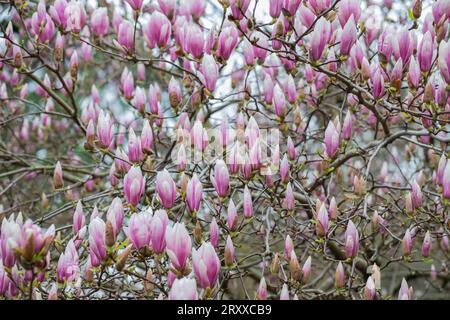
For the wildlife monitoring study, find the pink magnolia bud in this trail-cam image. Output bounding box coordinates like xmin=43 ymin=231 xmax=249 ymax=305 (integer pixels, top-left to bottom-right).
xmin=324 ymin=120 xmax=340 ymax=159
xmin=165 ymin=222 xmax=191 ymax=272
xmin=437 ymin=154 xmax=447 ymax=185
xmin=421 ymin=231 xmax=432 ymax=257
xmin=402 ymin=229 xmax=413 ymax=256
xmin=299 ymin=5 xmax=316 ymax=28
xmin=227 ymin=199 xmax=238 ymax=231
xmin=128 ymin=128 xmax=143 ymax=163
xmin=280 ymin=283 xmax=290 ymax=300
xmin=201 ymin=55 xmax=219 ymax=92
xmin=328 ymin=197 xmax=338 ymax=219
xmin=88 ymin=217 xmax=107 ymax=267
xmin=230 ymin=0 xmax=251 ymax=20
xmin=73 ymin=201 xmax=85 ymax=234
xmin=211 ymin=160 xmax=230 ymax=198
xmin=370 ymin=67 xmax=385 ymax=100
xmin=123 ymin=166 xmax=145 ymax=207
xmin=106 ymin=197 xmax=124 ymax=242
xmin=269 ymin=0 xmax=283 ymax=18
xmin=243 ymin=185 xmax=254 ymax=218
xmin=192 ymin=242 xmax=220 ymax=289
xmin=242 ymin=38 xmax=255 ymax=66
xmin=280 ymin=154 xmax=290 ymax=184
xmin=273 ymin=84 xmax=287 ymax=118
xmin=338 ymin=0 xmax=361 ymax=27
xmin=341 ymin=111 xmax=353 ymax=140
xmin=186 ymin=174 xmax=203 ymax=213
xmin=209 ymin=218 xmax=219 ymax=248
xmin=316 ymin=203 xmax=329 ymax=237
xmin=286 ymin=137 xmax=297 ymax=161
xmin=344 ymin=220 xmax=359 ymax=258
xmin=263 ymin=74 xmax=274 ymax=104
xmin=65 ymin=0 xmax=86 ymax=33
xmin=169 ymin=277 xmax=198 ymax=300
xmin=49 ymin=0 xmax=68 ymax=30
xmin=309 ymin=17 xmax=331 ymax=61
xmin=150 ymin=209 xmax=168 ymax=254
xmin=145 ymin=12 xmax=171 ymax=49
xmin=54 ymin=161 xmax=64 ymax=189
xmin=411 ymin=180 xmax=422 ymax=209
xmin=284 ymin=182 xmax=295 ymax=211
xmin=398 ymin=278 xmax=413 ymax=300
xmin=156 ymin=169 xmax=177 ymax=209
xmin=141 ymin=120 xmax=154 ymax=154
xmin=439 ymin=41 xmax=450 ymax=84
xmin=217 ymin=25 xmax=238 ymax=60
xmin=335 ymin=262 xmax=345 ymax=288
xmin=302 ymin=256 xmax=312 ymax=284
xmin=96 ymin=110 xmax=114 ymax=149
xmin=0 ymin=218 xmax=21 ymax=268
xmin=408 ymin=57 xmax=421 ymax=88
xmin=418 ymin=31 xmax=434 ymax=72
xmin=340 ymin=16 xmax=357 ymax=57
xmin=283 ymin=0 xmax=301 ymax=16
xmin=132 ymin=87 xmax=146 ymax=112
xmin=284 ymin=235 xmax=294 ymax=260
xmin=91 ymin=7 xmax=109 ymax=37
xmin=191 ymin=120 xmax=207 ymax=151
xmin=127 ymin=211 xmax=152 ymax=250
xmin=158 ymin=0 xmax=176 ymax=19
xmin=443 ymin=161 xmax=450 ymax=198
xmin=393 ymin=28 xmax=415 ymax=64
xmin=125 ymin=0 xmax=143 ymax=11
xmin=168 ymin=77 xmax=182 ymax=109
xmin=185 ymin=24 xmax=204 ymax=59
xmin=56 ymin=239 xmax=79 ymax=283
xmin=257 ymin=277 xmax=267 ymax=300
xmin=224 ymin=235 xmax=235 ymax=267
xmin=121 ymin=68 xmax=135 ymax=100
xmin=364 ymin=277 xmax=376 ymax=300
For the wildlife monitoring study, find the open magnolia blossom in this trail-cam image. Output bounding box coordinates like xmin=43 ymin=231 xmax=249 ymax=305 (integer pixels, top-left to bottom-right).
xmin=0 ymin=0 xmax=449 ymax=300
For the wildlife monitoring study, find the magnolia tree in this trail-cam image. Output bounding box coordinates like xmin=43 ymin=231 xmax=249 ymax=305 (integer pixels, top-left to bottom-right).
xmin=0 ymin=0 xmax=449 ymax=300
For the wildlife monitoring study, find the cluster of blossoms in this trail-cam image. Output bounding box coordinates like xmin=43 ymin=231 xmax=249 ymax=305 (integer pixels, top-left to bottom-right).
xmin=0 ymin=0 xmax=449 ymax=300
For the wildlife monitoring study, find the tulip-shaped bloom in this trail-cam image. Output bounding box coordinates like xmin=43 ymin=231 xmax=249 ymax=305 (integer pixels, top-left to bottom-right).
xmin=186 ymin=174 xmax=203 ymax=213
xmin=280 ymin=154 xmax=290 ymax=184
xmin=117 ymin=21 xmax=135 ymax=51
xmin=65 ymin=0 xmax=86 ymax=33
xmin=269 ymin=0 xmax=283 ymax=18
xmin=227 ymin=199 xmax=238 ymax=231
xmin=309 ymin=17 xmax=331 ymax=61
xmin=211 ymin=160 xmax=230 ymax=198
xmin=287 ymin=136 xmax=297 ymax=161
xmin=302 ymin=256 xmax=312 ymax=284
xmin=243 ymin=186 xmax=254 ymax=218
xmin=168 ymin=77 xmax=182 ymax=109
xmin=284 ymin=235 xmax=294 ymax=260
xmin=201 ymin=55 xmax=219 ymax=92
xmin=442 ymin=161 xmax=450 ymax=198
xmin=439 ymin=41 xmax=450 ymax=84
xmin=209 ymin=218 xmax=219 ymax=248
xmin=256 ymin=277 xmax=267 ymax=300
xmin=169 ymin=277 xmax=198 ymax=300
xmin=437 ymin=154 xmax=447 ymax=185
xmin=217 ymin=25 xmax=238 ymax=60
xmin=192 ymin=242 xmax=221 ymax=289
xmin=150 ymin=209 xmax=168 ymax=254
xmin=127 ymin=211 xmax=152 ymax=250
xmin=329 ymin=197 xmax=338 ymax=219
xmin=97 ymin=110 xmax=114 ymax=148
xmin=106 ymin=197 xmax=124 ymax=242
xmin=230 ymin=0 xmax=251 ymax=19
xmin=144 ymin=11 xmax=171 ymax=49
xmin=88 ymin=218 xmax=107 ymax=267
xmin=191 ymin=120 xmax=207 ymax=151
xmin=165 ymin=222 xmax=192 ymax=272
xmin=224 ymin=235 xmax=235 ymax=267
xmin=125 ymin=0 xmax=143 ymax=11
xmin=132 ymin=86 xmax=146 ymax=112
xmin=273 ymin=84 xmax=286 ymax=118
xmin=0 ymin=218 xmax=22 ymax=268
xmin=91 ymin=7 xmax=109 ymax=36
xmin=418 ymin=31 xmax=434 ymax=72
xmin=127 ymin=128 xmax=143 ymax=163
xmin=344 ymin=220 xmax=359 ymax=258
xmin=324 ymin=121 xmax=340 ymax=159
xmin=402 ymin=229 xmax=413 ymax=256
xmin=340 ymin=16 xmax=357 ymax=57
xmin=421 ymin=231 xmax=432 ymax=258
xmin=73 ymin=201 xmax=85 ymax=234
xmin=123 ymin=166 xmax=145 ymax=207
xmin=280 ymin=284 xmax=290 ymax=300
xmin=56 ymin=240 xmax=79 ymax=283
xmin=54 ymin=161 xmax=64 ymax=189
xmin=370 ymin=67 xmax=385 ymax=100
xmin=337 ymin=0 xmax=361 ymax=27
xmin=364 ymin=277 xmax=376 ymax=300
xmin=342 ymin=112 xmax=353 ymax=140
xmin=411 ymin=180 xmax=422 ymax=209
xmin=141 ymin=120 xmax=154 ymax=153
xmin=156 ymin=169 xmax=177 ymax=209
xmin=335 ymin=262 xmax=345 ymax=289
xmin=316 ymin=203 xmax=329 ymax=237
xmin=398 ymin=278 xmax=413 ymax=300
xmin=185 ymin=24 xmax=205 ymax=59
xmin=284 ymin=182 xmax=295 ymax=211
xmin=408 ymin=57 xmax=420 ymax=88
